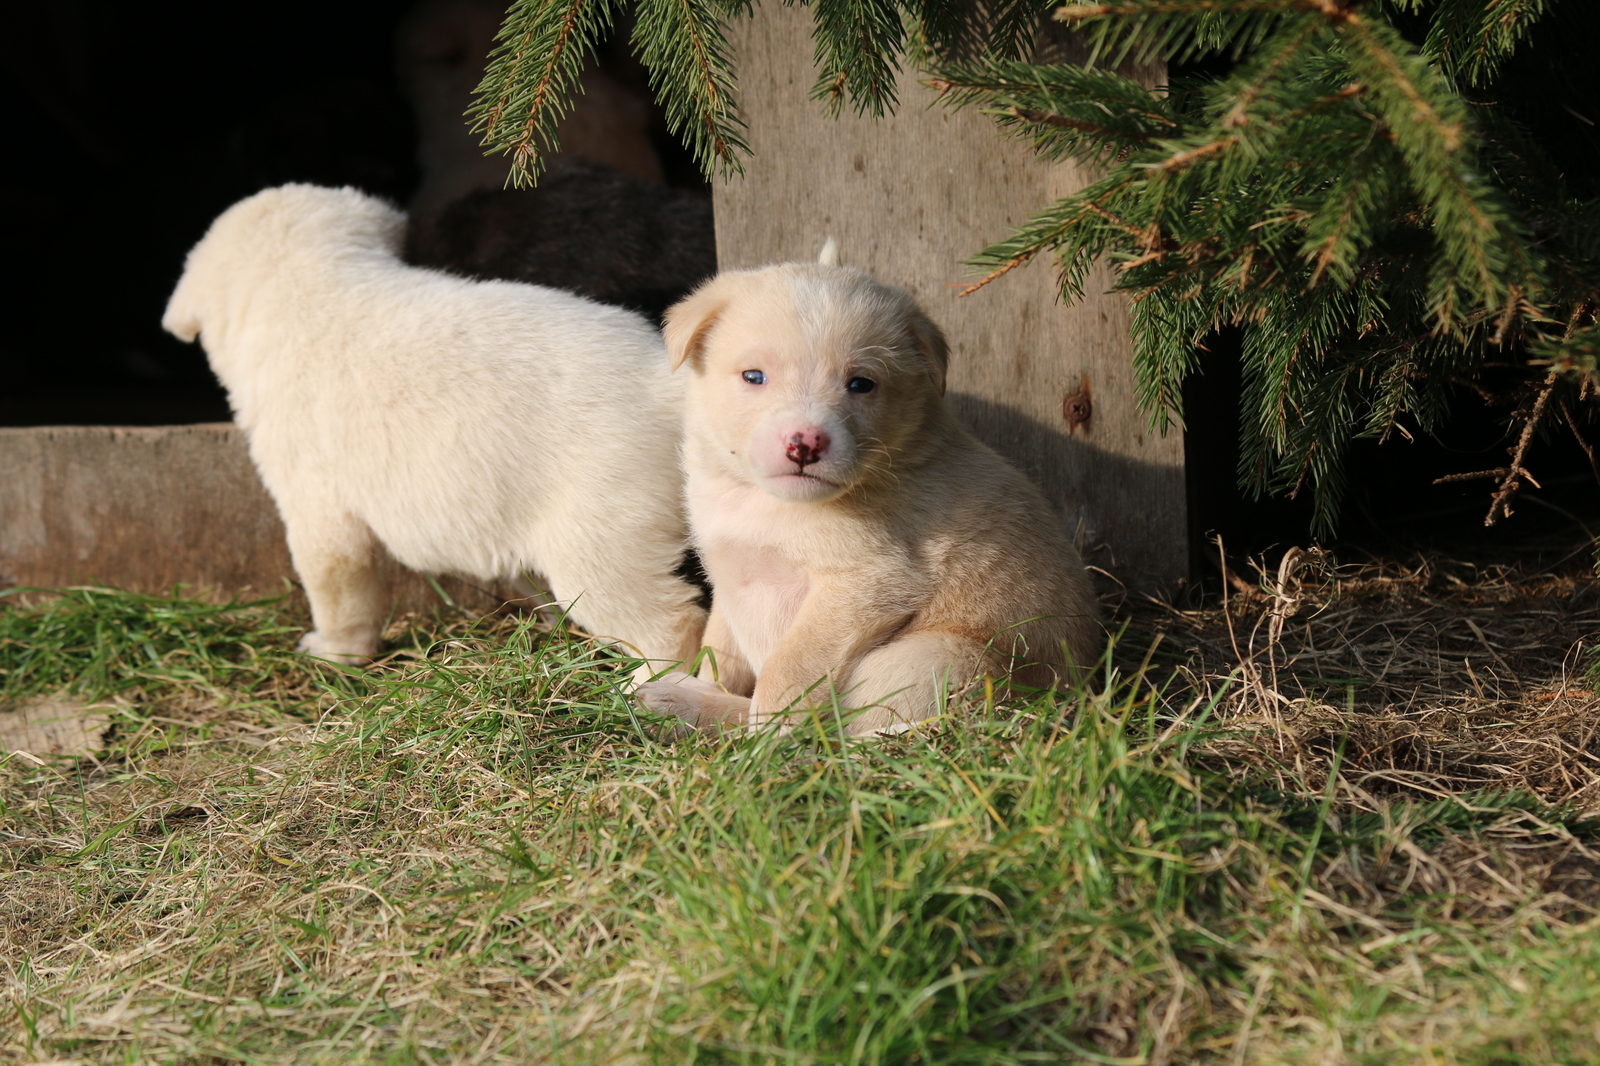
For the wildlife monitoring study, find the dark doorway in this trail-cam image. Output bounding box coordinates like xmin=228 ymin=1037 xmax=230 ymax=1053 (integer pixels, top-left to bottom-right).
xmin=4 ymin=1 xmax=422 ymax=427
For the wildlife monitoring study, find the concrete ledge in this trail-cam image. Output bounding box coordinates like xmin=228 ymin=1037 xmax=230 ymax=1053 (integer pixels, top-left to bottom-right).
xmin=0 ymin=424 xmax=518 ymax=614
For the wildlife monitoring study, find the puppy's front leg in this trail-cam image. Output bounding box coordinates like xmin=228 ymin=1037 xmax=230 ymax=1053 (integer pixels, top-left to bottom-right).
xmin=695 ymin=601 xmax=756 ymax=696
xmin=634 ymin=601 xmax=757 ymax=734
xmin=635 ymin=673 xmax=752 ymax=734
xmin=749 ymin=587 xmax=910 ymax=728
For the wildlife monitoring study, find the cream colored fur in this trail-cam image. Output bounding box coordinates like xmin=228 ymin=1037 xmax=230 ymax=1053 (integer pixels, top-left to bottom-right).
xmin=163 ymin=184 xmax=705 ymax=669
xmin=635 ymin=263 xmax=1102 ymax=736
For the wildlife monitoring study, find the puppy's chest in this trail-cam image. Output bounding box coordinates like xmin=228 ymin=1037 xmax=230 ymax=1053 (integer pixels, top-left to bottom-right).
xmin=689 ymin=486 xmax=820 ymax=670
xmin=704 ymin=543 xmax=810 ymax=666
xmin=689 ymin=481 xmax=920 ymax=670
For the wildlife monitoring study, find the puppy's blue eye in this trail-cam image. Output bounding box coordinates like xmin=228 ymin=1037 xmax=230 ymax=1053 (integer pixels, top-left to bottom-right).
xmin=847 ymin=377 xmax=876 ymax=394
xmin=742 ymin=370 xmax=766 ymax=385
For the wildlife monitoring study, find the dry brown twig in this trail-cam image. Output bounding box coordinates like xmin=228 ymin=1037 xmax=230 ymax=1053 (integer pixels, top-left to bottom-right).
xmin=1559 ymin=400 xmax=1600 ymax=488
xmin=1484 ymin=367 xmax=1559 ymax=526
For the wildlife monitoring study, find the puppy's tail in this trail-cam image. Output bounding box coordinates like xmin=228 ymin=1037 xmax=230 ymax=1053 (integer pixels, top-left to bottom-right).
xmin=817 ymin=236 xmax=840 ymax=268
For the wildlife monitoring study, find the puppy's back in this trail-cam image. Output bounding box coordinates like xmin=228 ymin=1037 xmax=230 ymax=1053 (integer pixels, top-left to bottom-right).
xmin=163 ymin=184 xmax=406 ymax=348
xmin=169 ymin=183 xmax=672 ymax=433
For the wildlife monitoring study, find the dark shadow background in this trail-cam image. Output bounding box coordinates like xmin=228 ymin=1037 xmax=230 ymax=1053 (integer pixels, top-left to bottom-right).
xmin=4 ymin=1 xmax=421 ymax=426
xmin=1184 ymin=334 xmax=1599 ymax=574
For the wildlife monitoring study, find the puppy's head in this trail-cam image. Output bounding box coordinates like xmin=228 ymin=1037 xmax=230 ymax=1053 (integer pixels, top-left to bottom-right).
xmin=162 ymin=184 xmax=404 ymax=346
xmin=664 ymin=265 xmax=950 ymax=503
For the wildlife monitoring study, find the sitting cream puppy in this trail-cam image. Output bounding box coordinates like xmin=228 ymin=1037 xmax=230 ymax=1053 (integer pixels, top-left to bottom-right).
xmin=164 ymin=184 xmax=705 ymax=669
xmin=636 ymin=263 xmax=1102 ymax=735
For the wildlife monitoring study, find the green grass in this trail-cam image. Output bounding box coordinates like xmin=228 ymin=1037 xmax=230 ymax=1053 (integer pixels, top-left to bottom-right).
xmin=0 ymin=586 xmax=303 ymax=698
xmin=3 ymin=588 xmax=1600 ymax=1064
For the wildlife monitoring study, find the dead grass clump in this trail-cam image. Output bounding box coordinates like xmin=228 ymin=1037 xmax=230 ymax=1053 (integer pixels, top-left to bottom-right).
xmin=1131 ymin=552 xmax=1600 ymax=808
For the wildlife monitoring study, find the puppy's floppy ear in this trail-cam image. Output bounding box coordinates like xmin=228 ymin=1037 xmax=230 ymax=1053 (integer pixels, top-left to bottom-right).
xmin=161 ymin=272 xmax=203 ymax=344
xmin=904 ymin=305 xmax=950 ymax=395
xmin=663 ymin=278 xmax=730 ymax=372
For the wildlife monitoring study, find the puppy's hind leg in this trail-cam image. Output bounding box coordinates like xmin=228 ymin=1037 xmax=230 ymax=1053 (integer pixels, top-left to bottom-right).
xmin=837 ymin=631 xmax=984 ymax=737
xmin=284 ymin=506 xmax=387 ymax=664
xmin=540 ymin=550 xmax=707 ymax=681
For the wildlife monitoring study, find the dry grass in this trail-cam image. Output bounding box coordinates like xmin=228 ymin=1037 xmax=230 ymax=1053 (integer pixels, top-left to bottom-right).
xmin=0 ymin=559 xmax=1597 ymax=1065
xmin=1127 ymin=551 xmax=1600 ymax=805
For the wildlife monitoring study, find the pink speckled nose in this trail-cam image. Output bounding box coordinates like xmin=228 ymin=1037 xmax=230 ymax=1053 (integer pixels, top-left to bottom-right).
xmin=785 ymin=430 xmax=830 ymax=470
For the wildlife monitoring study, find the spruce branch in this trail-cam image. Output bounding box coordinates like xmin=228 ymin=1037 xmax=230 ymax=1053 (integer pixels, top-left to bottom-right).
xmin=1558 ymin=400 xmax=1600 ymax=489
xmin=957 ymin=254 xmax=1036 ymax=296
xmin=1129 ymin=289 xmax=1213 ymax=428
xmin=1282 ymin=360 xmax=1360 ymax=532
xmin=1423 ymin=0 xmax=1548 ymax=88
xmin=1055 ymin=0 xmax=1352 ymax=64
xmin=902 ymin=0 xmax=969 ymax=61
xmin=632 ymin=0 xmax=750 ymax=176
xmin=1364 ymin=346 xmax=1420 ymax=440
xmin=1484 ymin=366 xmax=1559 ymax=524
xmin=1059 ymin=0 xmax=1352 ymax=12
xmin=987 ymin=0 xmax=1061 ymax=56
xmin=1215 ymin=10 xmax=1323 ymax=125
xmin=961 ymin=171 xmax=1148 ymax=300
xmin=1334 ymin=14 xmax=1537 ymax=328
xmin=1007 ymin=104 xmax=1153 ymax=140
xmin=470 ymin=0 xmax=621 ymax=186
xmin=1535 ymin=317 xmax=1600 ymax=386
xmin=808 ymin=0 xmax=906 ymax=116
xmin=1299 ymin=129 xmax=1401 ymax=287
xmin=1433 ymin=468 xmax=1509 ymax=484
xmin=1153 ymin=136 xmax=1234 ymax=171
xmin=928 ymin=60 xmax=1179 ymax=164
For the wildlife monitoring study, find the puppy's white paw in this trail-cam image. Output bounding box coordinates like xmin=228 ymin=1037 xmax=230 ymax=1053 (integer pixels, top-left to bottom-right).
xmin=636 ymin=674 xmax=712 ymax=716
xmin=633 ymin=672 xmax=752 ymax=739
xmin=635 ymin=673 xmax=735 ymax=738
xmin=296 ymin=630 xmax=377 ymax=665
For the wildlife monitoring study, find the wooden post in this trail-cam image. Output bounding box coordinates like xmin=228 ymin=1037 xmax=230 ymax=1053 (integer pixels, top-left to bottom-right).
xmin=713 ymin=7 xmax=1187 ymax=591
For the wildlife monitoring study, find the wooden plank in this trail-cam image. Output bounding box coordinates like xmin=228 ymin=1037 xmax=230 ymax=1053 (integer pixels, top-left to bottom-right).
xmin=713 ymin=7 xmax=1187 ymax=590
xmin=0 ymin=424 xmax=519 ymax=614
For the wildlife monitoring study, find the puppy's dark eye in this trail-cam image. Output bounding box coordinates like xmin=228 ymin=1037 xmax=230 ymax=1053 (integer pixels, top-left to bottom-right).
xmin=742 ymin=370 xmax=766 ymax=385
xmin=846 ymin=377 xmax=876 ymax=394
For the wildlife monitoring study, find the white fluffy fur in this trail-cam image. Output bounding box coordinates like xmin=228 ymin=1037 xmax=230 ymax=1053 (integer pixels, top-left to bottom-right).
xmin=164 ymin=183 xmax=705 ymax=668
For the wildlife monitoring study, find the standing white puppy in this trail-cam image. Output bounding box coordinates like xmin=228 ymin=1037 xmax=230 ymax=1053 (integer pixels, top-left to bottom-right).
xmin=164 ymin=184 xmax=705 ymax=669
xmin=636 ymin=263 xmax=1102 ymax=735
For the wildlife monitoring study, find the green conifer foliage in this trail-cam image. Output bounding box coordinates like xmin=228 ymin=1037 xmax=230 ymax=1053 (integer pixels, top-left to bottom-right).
xmin=472 ymin=0 xmax=1598 ymax=537
xmin=469 ymin=0 xmax=624 ymax=183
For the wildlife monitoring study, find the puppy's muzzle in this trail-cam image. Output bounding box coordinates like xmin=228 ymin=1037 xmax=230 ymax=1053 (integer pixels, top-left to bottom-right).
xmin=785 ymin=430 xmax=830 ymax=471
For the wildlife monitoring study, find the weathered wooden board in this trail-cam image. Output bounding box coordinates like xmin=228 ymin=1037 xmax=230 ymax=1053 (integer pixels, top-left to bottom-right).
xmin=714 ymin=7 xmax=1187 ymax=590
xmin=0 ymin=424 xmax=518 ymax=614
